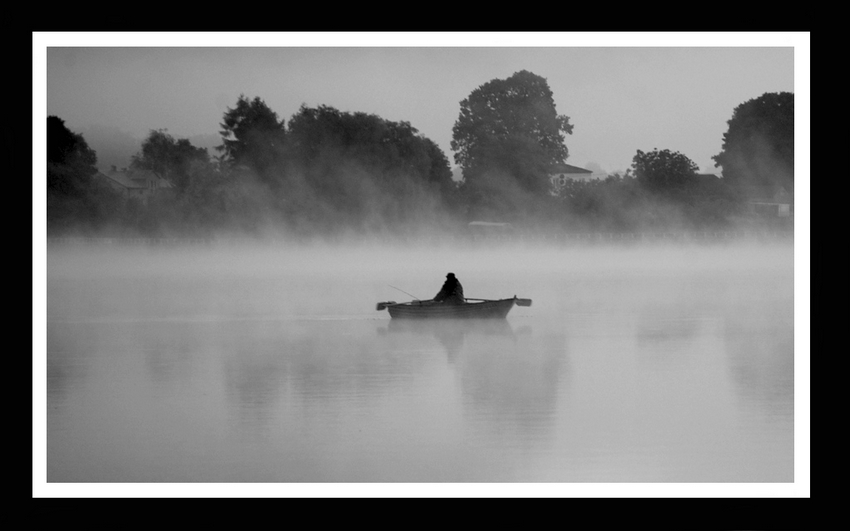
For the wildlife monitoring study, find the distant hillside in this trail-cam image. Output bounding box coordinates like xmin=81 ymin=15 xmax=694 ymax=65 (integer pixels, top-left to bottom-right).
xmin=78 ymin=125 xmax=139 ymax=171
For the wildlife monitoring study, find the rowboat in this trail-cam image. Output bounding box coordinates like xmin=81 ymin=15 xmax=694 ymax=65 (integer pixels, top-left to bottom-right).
xmin=376 ymin=296 xmax=531 ymax=319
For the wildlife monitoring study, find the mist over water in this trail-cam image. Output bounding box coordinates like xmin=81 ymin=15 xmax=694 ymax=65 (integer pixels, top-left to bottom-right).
xmin=43 ymin=239 xmax=795 ymax=486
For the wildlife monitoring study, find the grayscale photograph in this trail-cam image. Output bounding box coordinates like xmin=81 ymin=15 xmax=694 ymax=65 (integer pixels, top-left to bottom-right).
xmin=33 ymin=32 xmax=809 ymax=497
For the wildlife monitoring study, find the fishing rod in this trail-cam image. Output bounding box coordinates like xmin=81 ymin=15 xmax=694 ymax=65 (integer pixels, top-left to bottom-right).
xmin=376 ymin=285 xmax=427 ymax=311
xmin=388 ymin=285 xmax=422 ymax=300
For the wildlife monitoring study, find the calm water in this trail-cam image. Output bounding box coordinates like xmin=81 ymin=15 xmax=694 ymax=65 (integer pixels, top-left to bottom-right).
xmin=39 ymin=240 xmax=799 ymax=492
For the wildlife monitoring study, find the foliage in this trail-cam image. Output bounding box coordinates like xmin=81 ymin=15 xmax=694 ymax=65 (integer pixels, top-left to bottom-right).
xmin=450 ymin=70 xmax=573 ymax=221
xmin=217 ymin=94 xmax=287 ymax=181
xmin=283 ymin=104 xmax=458 ymax=234
xmin=131 ymin=129 xmax=210 ymax=193
xmin=47 ymin=116 xmax=123 ymax=235
xmin=631 ymin=148 xmax=699 ymax=198
xmin=47 ymin=115 xmax=98 ymax=195
xmin=554 ymin=174 xmax=654 ymax=231
xmin=46 ymin=86 xmax=787 ymax=239
xmin=553 ymin=168 xmax=737 ymax=232
xmin=712 ymin=92 xmax=794 ymax=192
xmin=452 ymin=70 xmax=573 ymax=199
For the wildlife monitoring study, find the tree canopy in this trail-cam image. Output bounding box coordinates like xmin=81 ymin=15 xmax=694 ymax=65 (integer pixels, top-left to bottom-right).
xmin=712 ymin=92 xmax=794 ymax=192
xmin=283 ymin=104 xmax=457 ymax=233
xmin=450 ymin=70 xmax=573 ymax=221
xmin=47 ymin=116 xmax=122 ymax=234
xmin=217 ymin=94 xmax=286 ymax=180
xmin=47 ymin=115 xmax=98 ymax=194
xmin=131 ymin=129 xmax=210 ymax=193
xmin=45 ymin=85 xmax=793 ymax=239
xmin=631 ymin=148 xmax=699 ymax=196
xmin=451 ymin=70 xmax=573 ymax=197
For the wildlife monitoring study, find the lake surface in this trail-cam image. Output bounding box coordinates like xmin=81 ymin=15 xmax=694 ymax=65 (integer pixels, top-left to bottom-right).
xmin=37 ymin=239 xmax=802 ymax=495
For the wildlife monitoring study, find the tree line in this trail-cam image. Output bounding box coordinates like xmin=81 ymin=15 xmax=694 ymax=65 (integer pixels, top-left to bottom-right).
xmin=46 ymin=71 xmax=794 ymax=239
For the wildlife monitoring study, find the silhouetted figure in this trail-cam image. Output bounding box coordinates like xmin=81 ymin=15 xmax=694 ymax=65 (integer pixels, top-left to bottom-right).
xmin=434 ymin=272 xmax=465 ymax=304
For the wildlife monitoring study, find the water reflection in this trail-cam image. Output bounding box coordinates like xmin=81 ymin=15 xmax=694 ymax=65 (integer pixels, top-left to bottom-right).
xmin=47 ymin=322 xmax=96 ymax=402
xmin=223 ymin=347 xmax=289 ymax=434
xmin=637 ymin=315 xmax=701 ymax=344
xmin=635 ymin=309 xmax=709 ymax=372
xmin=383 ymin=318 xmax=568 ymax=451
xmin=43 ymin=242 xmax=797 ymax=484
xmin=384 ymin=318 xmax=516 ymax=362
xmin=218 ymin=319 xmax=441 ymax=436
xmin=724 ymin=306 xmax=794 ymax=420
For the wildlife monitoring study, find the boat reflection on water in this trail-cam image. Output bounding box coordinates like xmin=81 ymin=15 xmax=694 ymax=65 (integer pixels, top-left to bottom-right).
xmin=382 ymin=317 xmax=566 ymax=449
xmin=384 ymin=317 xmax=517 ymax=362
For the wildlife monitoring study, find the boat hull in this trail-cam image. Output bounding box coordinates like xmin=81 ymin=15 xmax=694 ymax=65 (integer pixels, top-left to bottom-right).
xmin=386 ymin=298 xmax=516 ymax=319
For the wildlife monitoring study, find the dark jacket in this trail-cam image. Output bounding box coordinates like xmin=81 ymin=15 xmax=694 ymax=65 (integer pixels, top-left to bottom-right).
xmin=434 ymin=276 xmax=465 ymax=304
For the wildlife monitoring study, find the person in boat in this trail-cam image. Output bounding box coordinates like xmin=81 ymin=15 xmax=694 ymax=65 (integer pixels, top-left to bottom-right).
xmin=433 ymin=272 xmax=465 ymax=304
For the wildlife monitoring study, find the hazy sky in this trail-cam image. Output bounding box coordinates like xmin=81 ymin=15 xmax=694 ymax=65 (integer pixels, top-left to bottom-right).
xmin=37 ymin=32 xmax=806 ymax=175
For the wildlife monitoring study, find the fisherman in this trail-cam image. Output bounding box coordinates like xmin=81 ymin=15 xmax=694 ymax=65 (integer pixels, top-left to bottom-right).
xmin=433 ymin=272 xmax=465 ymax=304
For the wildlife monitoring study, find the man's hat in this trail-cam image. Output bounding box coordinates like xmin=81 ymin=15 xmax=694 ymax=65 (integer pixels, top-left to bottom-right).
xmin=446 ymin=272 xmax=455 ymax=278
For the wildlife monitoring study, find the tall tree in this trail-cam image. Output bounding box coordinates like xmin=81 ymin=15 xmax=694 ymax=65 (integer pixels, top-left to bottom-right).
xmin=631 ymin=149 xmax=737 ymax=229
xmin=47 ymin=116 xmax=122 ymax=234
xmin=217 ymin=95 xmax=286 ymax=181
xmin=47 ymin=115 xmax=98 ymax=196
xmin=283 ymin=104 xmax=456 ymax=233
xmin=451 ymin=70 xmax=573 ymax=201
xmin=712 ymin=92 xmax=794 ymax=193
xmin=631 ymin=148 xmax=699 ymax=196
xmin=131 ymin=129 xmax=210 ymax=193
